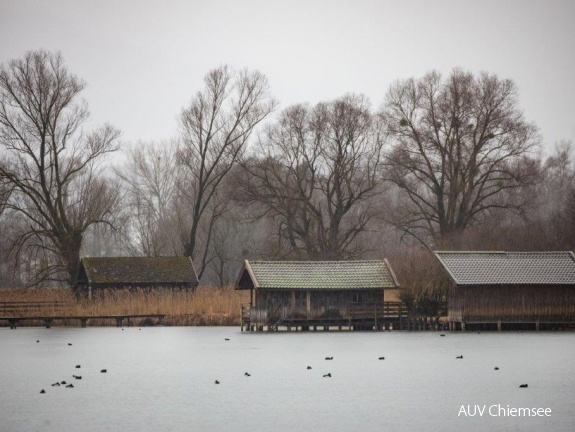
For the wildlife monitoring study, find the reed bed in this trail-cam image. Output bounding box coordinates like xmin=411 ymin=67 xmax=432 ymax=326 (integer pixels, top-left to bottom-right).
xmin=0 ymin=286 xmax=248 ymax=327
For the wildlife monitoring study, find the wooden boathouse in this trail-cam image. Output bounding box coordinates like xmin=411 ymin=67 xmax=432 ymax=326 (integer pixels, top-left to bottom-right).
xmin=76 ymin=256 xmax=199 ymax=298
xmin=235 ymin=260 xmax=403 ymax=331
xmin=435 ymin=251 xmax=575 ymax=331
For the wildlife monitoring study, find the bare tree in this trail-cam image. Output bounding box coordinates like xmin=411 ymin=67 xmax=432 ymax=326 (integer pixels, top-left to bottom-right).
xmin=381 ymin=69 xmax=540 ymax=246
xmin=0 ymin=157 xmax=12 ymax=217
xmin=239 ymin=95 xmax=387 ymax=259
xmin=540 ymin=141 xmax=575 ymax=249
xmin=178 ymin=65 xmax=276 ymax=275
xmin=392 ymin=247 xmax=447 ymax=321
xmin=0 ymin=50 xmax=120 ymax=286
xmin=116 ymin=140 xmax=180 ymax=256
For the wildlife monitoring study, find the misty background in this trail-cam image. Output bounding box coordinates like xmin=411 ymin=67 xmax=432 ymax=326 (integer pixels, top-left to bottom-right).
xmin=1 ymin=0 xmax=575 ymax=290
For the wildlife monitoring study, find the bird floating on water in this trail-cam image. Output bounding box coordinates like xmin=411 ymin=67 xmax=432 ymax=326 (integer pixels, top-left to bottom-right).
xmin=440 ymin=334 xmax=445 ymax=337
xmin=100 ymin=369 xmax=107 ymax=373
xmin=378 ymin=357 xmax=385 ymax=360
xmin=75 ymin=365 xmax=81 ymax=369
xmin=68 ymin=343 xmax=72 ymax=346
xmin=494 ymin=367 xmax=499 ymax=370
xmin=215 ymin=380 xmax=220 ymax=384
xmin=456 ymin=355 xmax=463 ymax=359
xmin=65 ymin=384 xmax=74 ymax=388
xmin=61 ymin=381 xmax=67 ymax=385
xmin=245 ymin=372 xmax=251 ymax=377
xmin=519 ymin=384 xmax=528 ymax=388
xmin=325 ymin=357 xmax=333 ymax=360
xmin=225 ymin=338 xmax=230 ymax=341
xmin=36 ymin=340 xmax=39 ymax=343
xmin=40 ymin=389 xmax=46 ymax=394
xmin=307 ymin=366 xmax=312 ymax=370
xmin=51 ymin=383 xmax=60 ymax=387
xmin=323 ymin=373 xmax=331 ymax=378
xmin=73 ymin=375 xmax=82 ymax=380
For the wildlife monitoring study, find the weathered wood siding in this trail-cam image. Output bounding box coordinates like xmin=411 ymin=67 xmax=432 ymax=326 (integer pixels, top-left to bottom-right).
xmin=254 ymin=289 xmax=384 ymax=320
xmin=447 ymin=283 xmax=463 ymax=322
xmin=449 ymin=284 xmax=575 ymax=322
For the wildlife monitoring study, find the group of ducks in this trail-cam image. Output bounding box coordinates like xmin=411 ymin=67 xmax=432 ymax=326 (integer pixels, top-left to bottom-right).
xmin=214 ymin=340 xmax=389 ymax=384
xmin=37 ymin=334 xmax=530 ymax=391
xmin=37 ymin=340 xmax=107 ymax=394
xmin=216 ymin=336 xmax=529 ymax=389
xmin=454 ymin=346 xmax=527 ymax=388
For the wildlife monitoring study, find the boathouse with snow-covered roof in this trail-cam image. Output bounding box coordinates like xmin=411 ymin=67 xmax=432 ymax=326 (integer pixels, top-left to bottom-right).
xmin=235 ymin=259 xmax=402 ymax=331
xmin=435 ymin=251 xmax=575 ymax=331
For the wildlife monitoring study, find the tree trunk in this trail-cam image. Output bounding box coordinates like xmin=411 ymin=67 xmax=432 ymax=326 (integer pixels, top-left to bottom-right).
xmin=61 ymin=232 xmax=83 ymax=288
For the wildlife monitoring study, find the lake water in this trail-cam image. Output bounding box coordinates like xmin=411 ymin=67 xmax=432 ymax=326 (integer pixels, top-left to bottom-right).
xmin=1 ymin=327 xmax=574 ymax=432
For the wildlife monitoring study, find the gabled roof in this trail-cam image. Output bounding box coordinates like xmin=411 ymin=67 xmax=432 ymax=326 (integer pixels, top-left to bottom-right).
xmin=235 ymin=260 xmax=400 ymax=290
xmin=79 ymin=256 xmax=199 ymax=286
xmin=434 ymin=251 xmax=575 ymax=286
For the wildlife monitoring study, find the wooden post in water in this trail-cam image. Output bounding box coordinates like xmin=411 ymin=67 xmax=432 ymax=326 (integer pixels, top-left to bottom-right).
xmin=497 ymin=320 xmax=502 ymax=332
xmin=536 ymin=320 xmax=540 ymax=331
xmin=461 ymin=321 xmax=466 ymax=332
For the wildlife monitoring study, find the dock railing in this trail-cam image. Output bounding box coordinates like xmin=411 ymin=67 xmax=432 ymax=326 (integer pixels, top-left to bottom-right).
xmin=241 ymin=301 xmax=409 ymax=331
xmin=0 ymin=301 xmax=71 ymax=317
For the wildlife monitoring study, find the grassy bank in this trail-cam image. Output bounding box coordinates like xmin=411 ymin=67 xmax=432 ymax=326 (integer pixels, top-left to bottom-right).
xmin=0 ymin=286 xmax=248 ymax=327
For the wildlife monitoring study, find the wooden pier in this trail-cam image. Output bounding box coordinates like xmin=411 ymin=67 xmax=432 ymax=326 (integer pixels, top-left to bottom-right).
xmin=0 ymin=314 xmax=166 ymax=329
xmin=0 ymin=301 xmax=165 ymax=329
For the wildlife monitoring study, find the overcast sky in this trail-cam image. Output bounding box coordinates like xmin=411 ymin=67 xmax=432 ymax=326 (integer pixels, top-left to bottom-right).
xmin=1 ymin=0 xmax=574 ymax=152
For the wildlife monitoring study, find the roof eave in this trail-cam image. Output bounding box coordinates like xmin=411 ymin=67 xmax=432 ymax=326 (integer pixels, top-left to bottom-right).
xmin=234 ymin=260 xmax=260 ymax=290
xmin=254 ymin=286 xmax=394 ymax=290
xmin=433 ymin=252 xmax=461 ymax=285
xmin=383 ymin=258 xmax=401 ymax=288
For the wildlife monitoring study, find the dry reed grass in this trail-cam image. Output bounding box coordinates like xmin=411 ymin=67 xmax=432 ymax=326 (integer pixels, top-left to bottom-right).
xmin=0 ymin=286 xmax=248 ymax=327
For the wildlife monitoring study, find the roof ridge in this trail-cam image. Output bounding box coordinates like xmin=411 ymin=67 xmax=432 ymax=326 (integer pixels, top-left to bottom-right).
xmin=434 ymin=250 xmax=575 ymax=285
xmin=248 ymin=259 xmax=386 ymax=264
xmin=435 ymin=251 xmax=573 ymax=254
xmin=240 ymin=259 xmax=399 ymax=289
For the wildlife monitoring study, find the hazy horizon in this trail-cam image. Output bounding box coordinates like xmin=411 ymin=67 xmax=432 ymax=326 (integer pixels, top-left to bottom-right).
xmin=1 ymin=0 xmax=574 ymax=150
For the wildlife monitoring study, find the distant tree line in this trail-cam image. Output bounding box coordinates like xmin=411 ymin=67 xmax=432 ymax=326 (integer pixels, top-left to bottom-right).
xmin=1 ymin=50 xmax=574 ymax=294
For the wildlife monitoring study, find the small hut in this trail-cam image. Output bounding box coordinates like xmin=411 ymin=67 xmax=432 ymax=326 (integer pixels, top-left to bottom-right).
xmin=235 ymin=260 xmax=401 ymax=331
xmin=76 ymin=256 xmax=199 ymax=298
xmin=434 ymin=251 xmax=575 ymax=331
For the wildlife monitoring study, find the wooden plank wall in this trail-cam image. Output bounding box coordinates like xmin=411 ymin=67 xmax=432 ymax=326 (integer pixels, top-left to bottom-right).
xmin=450 ymin=284 xmax=575 ymax=322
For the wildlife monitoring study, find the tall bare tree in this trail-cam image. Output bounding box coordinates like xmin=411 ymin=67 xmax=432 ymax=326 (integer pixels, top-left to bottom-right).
xmin=381 ymin=69 xmax=540 ymax=246
xmin=540 ymin=141 xmax=575 ymax=249
xmin=178 ymin=65 xmax=276 ymax=275
xmin=239 ymin=95 xmax=387 ymax=259
xmin=116 ymin=140 xmax=180 ymax=256
xmin=0 ymin=157 xmax=12 ymax=217
xmin=0 ymin=50 xmax=120 ymax=286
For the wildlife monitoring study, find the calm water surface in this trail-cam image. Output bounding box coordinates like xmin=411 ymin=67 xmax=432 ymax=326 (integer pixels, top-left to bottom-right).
xmin=1 ymin=327 xmax=574 ymax=432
